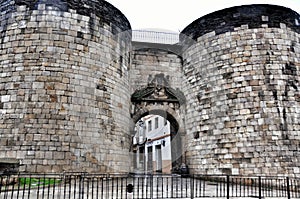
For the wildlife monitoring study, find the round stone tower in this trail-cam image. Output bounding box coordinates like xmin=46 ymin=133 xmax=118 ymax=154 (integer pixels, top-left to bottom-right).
xmin=181 ymin=4 xmax=300 ymax=176
xmin=0 ymin=0 xmax=132 ymax=172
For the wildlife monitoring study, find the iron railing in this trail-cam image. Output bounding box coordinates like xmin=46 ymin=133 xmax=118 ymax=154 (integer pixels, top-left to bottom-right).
xmin=0 ymin=173 xmax=299 ymax=199
xmin=132 ymin=30 xmax=179 ymax=44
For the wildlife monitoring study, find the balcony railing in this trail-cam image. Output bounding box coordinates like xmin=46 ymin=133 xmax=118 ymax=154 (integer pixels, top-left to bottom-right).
xmin=132 ymin=30 xmax=180 ymax=44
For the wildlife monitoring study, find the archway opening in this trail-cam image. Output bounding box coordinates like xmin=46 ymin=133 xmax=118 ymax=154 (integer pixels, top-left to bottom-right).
xmin=131 ymin=110 xmax=182 ymax=174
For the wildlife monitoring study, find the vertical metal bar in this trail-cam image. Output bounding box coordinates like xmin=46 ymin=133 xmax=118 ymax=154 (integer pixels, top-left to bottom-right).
xmin=63 ymin=175 xmax=66 ymax=199
xmin=78 ymin=175 xmax=82 ymax=199
xmin=177 ymin=176 xmax=180 ymax=198
xmin=199 ymin=176 xmax=202 ymax=197
xmin=157 ymin=176 xmax=159 ymax=198
xmin=142 ymin=176 xmax=144 ymax=198
xmin=216 ymin=178 xmax=219 ymax=197
xmin=110 ymin=175 xmax=113 ymax=199
xmin=96 ymin=176 xmax=99 ymax=199
xmin=21 ymin=175 xmax=26 ymax=199
xmin=161 ymin=176 xmax=164 ymax=198
xmin=171 ymin=175 xmax=173 ymax=198
xmin=85 ymin=176 xmax=89 ymax=199
xmin=121 ymin=176 xmax=124 ymax=199
xmin=245 ymin=177 xmax=248 ymax=197
xmin=181 ymin=176 xmax=183 ymax=198
xmin=138 ymin=176 xmax=141 ymax=198
xmin=73 ymin=176 xmax=77 ymax=199
xmin=108 ymin=175 xmax=111 ymax=199
xmin=125 ymin=177 xmax=128 ymax=199
xmin=150 ymin=175 xmax=153 ymax=199
xmin=166 ymin=176 xmax=168 ymax=198
xmin=68 ymin=175 xmax=72 ymax=199
xmin=86 ymin=176 xmax=90 ymax=199
xmin=243 ymin=177 xmax=246 ymax=197
xmin=194 ymin=176 xmax=197 ymax=197
xmin=132 ymin=176 xmax=135 ymax=199
xmin=52 ymin=176 xmax=56 ymax=199
xmin=0 ymin=175 xmax=2 ymax=196
xmin=117 ymin=176 xmax=120 ymax=199
xmin=91 ymin=176 xmax=94 ymax=199
xmin=227 ymin=175 xmax=230 ymax=199
xmin=8 ymin=175 xmax=14 ymax=199
xmin=235 ymin=177 xmax=238 ymax=197
xmin=253 ymin=177 xmax=256 ymax=197
xmin=101 ymin=177 xmax=104 ymax=199
xmin=290 ymin=178 xmax=293 ymax=198
xmin=145 ymin=175 xmax=148 ymax=198
xmin=2 ymin=174 xmax=9 ymax=199
xmin=296 ymin=178 xmax=299 ymax=198
xmin=203 ymin=176 xmax=206 ymax=198
xmin=258 ymin=176 xmax=262 ymax=199
xmin=280 ymin=178 xmax=283 ymax=197
xmin=287 ymin=177 xmax=291 ymax=199
xmin=269 ymin=178 xmax=272 ymax=197
xmin=294 ymin=179 xmax=300 ymax=198
xmin=27 ymin=175 xmax=32 ymax=199
xmin=106 ymin=175 xmax=109 ymax=199
xmin=222 ymin=176 xmax=225 ymax=197
xmin=240 ymin=177 xmax=243 ymax=197
xmin=229 ymin=175 xmax=233 ymax=197
xmin=16 ymin=174 xmax=21 ymax=199
xmin=190 ymin=175 xmax=194 ymax=199
xmin=186 ymin=176 xmax=188 ymax=197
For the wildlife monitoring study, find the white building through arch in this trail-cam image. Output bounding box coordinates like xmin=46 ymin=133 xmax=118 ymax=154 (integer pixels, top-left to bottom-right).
xmin=133 ymin=115 xmax=172 ymax=174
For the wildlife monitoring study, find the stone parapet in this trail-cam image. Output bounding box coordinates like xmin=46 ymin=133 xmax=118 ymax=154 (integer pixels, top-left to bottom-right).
xmin=181 ymin=4 xmax=300 ymax=40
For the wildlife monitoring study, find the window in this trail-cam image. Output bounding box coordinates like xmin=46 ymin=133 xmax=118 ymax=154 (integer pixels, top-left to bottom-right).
xmin=148 ymin=120 xmax=152 ymax=132
xmin=155 ymin=117 xmax=159 ymax=129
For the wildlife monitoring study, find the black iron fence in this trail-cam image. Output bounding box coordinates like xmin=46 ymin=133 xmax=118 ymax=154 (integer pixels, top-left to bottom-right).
xmin=0 ymin=173 xmax=299 ymax=198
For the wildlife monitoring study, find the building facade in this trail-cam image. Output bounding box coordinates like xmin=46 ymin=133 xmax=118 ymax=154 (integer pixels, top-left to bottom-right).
xmin=133 ymin=115 xmax=172 ymax=174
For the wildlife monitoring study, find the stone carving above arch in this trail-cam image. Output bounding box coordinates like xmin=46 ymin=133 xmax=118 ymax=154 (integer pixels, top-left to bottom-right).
xmin=131 ymin=73 xmax=186 ymax=106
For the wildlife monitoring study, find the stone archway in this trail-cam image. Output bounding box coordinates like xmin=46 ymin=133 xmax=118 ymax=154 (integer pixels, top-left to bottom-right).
xmin=131 ymin=73 xmax=186 ymax=172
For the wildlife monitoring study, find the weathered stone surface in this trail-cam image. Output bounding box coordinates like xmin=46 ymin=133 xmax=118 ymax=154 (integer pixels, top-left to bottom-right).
xmin=181 ymin=4 xmax=300 ymax=40
xmin=0 ymin=0 xmax=132 ymax=173
xmin=182 ymin=5 xmax=300 ymax=176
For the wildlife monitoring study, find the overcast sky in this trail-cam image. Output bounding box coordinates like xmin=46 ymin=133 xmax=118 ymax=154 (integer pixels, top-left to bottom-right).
xmin=106 ymin=0 xmax=300 ymax=32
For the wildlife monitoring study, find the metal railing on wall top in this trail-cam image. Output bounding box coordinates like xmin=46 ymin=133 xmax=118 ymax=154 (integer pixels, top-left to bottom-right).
xmin=132 ymin=30 xmax=180 ymax=44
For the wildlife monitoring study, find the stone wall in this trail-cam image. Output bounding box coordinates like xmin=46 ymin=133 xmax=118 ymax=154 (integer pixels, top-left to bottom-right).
xmin=130 ymin=42 xmax=182 ymax=93
xmin=0 ymin=0 xmax=132 ymax=173
xmin=130 ymin=42 xmax=186 ymax=167
xmin=130 ymin=42 xmax=185 ymax=131
xmin=181 ymin=4 xmax=300 ymax=176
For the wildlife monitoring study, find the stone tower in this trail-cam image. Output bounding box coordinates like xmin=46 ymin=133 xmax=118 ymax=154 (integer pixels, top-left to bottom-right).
xmin=0 ymin=0 xmax=132 ymax=172
xmin=181 ymin=4 xmax=300 ymax=176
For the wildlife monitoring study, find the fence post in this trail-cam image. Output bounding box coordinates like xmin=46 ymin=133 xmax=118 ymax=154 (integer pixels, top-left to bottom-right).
xmin=259 ymin=176 xmax=262 ymax=199
xmin=227 ymin=175 xmax=230 ymax=199
xmin=190 ymin=175 xmax=194 ymax=199
xmin=79 ymin=173 xmax=85 ymax=199
xmin=150 ymin=174 xmax=153 ymax=199
xmin=287 ymin=177 xmax=291 ymax=199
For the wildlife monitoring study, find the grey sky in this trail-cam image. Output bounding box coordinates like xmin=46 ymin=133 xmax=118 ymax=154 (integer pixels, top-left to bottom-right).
xmin=106 ymin=0 xmax=300 ymax=32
